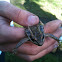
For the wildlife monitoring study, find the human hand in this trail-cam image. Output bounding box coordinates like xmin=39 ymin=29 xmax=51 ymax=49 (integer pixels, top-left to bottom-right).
xmin=0 ymin=1 xmax=62 ymax=61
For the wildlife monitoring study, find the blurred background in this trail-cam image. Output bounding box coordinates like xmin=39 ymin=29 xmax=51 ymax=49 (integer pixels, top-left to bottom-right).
xmin=5 ymin=0 xmax=62 ymax=62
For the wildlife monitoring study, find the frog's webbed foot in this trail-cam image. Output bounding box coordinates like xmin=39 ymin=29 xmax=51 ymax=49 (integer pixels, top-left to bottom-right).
xmin=12 ymin=38 xmax=29 ymax=54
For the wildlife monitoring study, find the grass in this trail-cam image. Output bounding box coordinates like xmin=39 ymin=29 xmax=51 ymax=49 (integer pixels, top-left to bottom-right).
xmin=5 ymin=52 xmax=62 ymax=62
xmin=5 ymin=0 xmax=62 ymax=62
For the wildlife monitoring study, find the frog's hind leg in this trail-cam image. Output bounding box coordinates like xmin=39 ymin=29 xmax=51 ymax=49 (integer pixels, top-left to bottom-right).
xmin=12 ymin=38 xmax=29 ymax=54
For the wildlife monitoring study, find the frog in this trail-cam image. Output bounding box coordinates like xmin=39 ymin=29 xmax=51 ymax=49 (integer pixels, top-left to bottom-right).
xmin=13 ymin=20 xmax=60 ymax=54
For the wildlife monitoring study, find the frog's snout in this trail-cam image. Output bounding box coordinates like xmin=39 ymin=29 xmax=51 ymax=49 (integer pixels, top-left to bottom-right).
xmin=37 ymin=41 xmax=43 ymax=46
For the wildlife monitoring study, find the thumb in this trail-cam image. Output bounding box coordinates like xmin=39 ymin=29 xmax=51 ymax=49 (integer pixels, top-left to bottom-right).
xmin=0 ymin=1 xmax=39 ymax=26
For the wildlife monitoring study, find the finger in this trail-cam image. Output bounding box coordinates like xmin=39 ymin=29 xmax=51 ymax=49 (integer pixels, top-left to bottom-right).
xmin=0 ymin=1 xmax=39 ymax=26
xmin=0 ymin=25 xmax=25 ymax=43
xmin=0 ymin=41 xmax=57 ymax=61
xmin=17 ymin=42 xmax=57 ymax=61
xmin=0 ymin=16 xmax=26 ymax=44
xmin=44 ymin=20 xmax=62 ymax=33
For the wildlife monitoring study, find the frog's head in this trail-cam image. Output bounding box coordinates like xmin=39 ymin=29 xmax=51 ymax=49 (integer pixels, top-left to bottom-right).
xmin=25 ymin=21 xmax=45 ymax=46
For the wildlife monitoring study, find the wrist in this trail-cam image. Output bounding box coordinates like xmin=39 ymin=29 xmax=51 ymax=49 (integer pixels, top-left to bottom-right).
xmin=0 ymin=0 xmax=10 ymax=3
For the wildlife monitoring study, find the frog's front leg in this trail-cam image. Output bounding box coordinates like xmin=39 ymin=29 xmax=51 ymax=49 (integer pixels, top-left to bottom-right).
xmin=45 ymin=33 xmax=59 ymax=42
xmin=13 ymin=38 xmax=29 ymax=54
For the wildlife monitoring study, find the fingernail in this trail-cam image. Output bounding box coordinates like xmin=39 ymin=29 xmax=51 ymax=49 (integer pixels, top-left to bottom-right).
xmin=54 ymin=42 xmax=58 ymax=48
xmin=54 ymin=44 xmax=58 ymax=48
xmin=28 ymin=15 xmax=39 ymax=26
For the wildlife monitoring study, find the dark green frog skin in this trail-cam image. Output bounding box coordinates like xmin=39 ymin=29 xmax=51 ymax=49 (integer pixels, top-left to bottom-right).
xmin=13 ymin=21 xmax=60 ymax=54
xmin=25 ymin=21 xmax=45 ymax=46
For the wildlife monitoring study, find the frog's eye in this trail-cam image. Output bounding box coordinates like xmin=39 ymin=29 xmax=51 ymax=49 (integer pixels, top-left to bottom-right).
xmin=39 ymin=25 xmax=44 ymax=32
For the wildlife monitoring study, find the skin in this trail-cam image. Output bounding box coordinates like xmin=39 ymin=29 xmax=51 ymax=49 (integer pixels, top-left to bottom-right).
xmin=0 ymin=1 xmax=62 ymax=61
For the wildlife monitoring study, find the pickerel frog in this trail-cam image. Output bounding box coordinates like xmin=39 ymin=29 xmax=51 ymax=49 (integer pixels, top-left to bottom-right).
xmin=13 ymin=21 xmax=60 ymax=54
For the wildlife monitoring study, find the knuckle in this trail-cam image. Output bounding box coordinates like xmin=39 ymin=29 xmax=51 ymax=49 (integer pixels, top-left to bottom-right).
xmin=14 ymin=9 xmax=22 ymax=22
